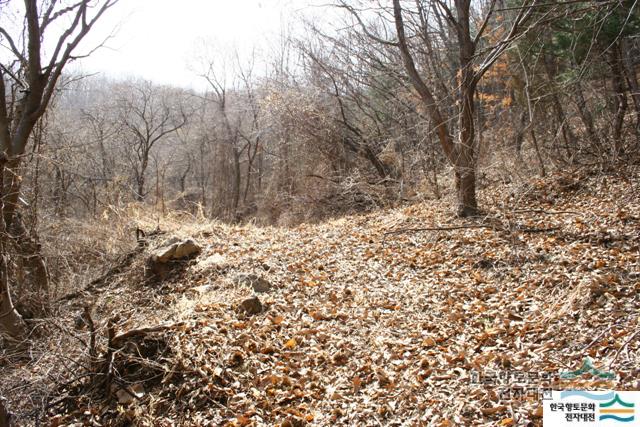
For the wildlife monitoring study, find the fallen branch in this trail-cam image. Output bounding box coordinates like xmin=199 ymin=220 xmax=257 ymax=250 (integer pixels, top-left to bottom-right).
xmin=45 ymin=372 xmax=100 ymax=411
xmin=512 ymin=209 xmax=583 ymax=216
xmin=582 ymin=323 xmax=619 ymax=352
xmin=609 ymin=330 xmax=640 ymax=368
xmin=57 ymin=247 xmax=144 ymax=302
xmin=305 ymin=174 xmax=341 ymax=184
xmin=59 ymin=227 xmax=173 ymax=302
xmin=518 ymin=227 xmax=561 ymax=233
xmin=111 ymin=323 xmax=183 ymax=348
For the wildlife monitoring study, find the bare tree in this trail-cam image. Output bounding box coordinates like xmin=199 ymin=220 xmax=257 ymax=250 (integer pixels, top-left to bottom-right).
xmin=199 ymin=50 xmax=255 ymax=220
xmin=0 ymin=0 xmax=119 ymax=340
xmin=334 ymin=0 xmax=543 ymax=215
xmin=115 ymin=80 xmax=188 ymax=201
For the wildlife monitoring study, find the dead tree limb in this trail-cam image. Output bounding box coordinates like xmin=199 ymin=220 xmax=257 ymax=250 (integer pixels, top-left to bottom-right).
xmin=512 ymin=209 xmax=584 ymax=215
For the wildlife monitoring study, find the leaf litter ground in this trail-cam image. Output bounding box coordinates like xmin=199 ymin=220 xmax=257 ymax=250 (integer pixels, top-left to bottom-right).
xmin=1 ymin=167 xmax=638 ymax=426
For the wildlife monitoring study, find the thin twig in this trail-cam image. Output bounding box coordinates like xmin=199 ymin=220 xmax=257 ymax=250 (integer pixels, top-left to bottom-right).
xmin=57 ymin=247 xmax=144 ymax=302
xmin=610 ymin=330 xmax=640 ymax=369
xmin=512 ymin=209 xmax=584 ymax=216
xmin=518 ymin=227 xmax=561 ymax=233
xmin=582 ymin=324 xmax=617 ymax=352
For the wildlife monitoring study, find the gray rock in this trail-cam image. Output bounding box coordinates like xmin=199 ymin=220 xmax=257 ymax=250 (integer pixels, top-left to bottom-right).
xmin=196 ymin=253 xmax=228 ymax=271
xmin=150 ymin=238 xmax=202 ymax=264
xmin=147 ymin=237 xmax=202 ymax=279
xmin=239 ymin=296 xmax=262 ymax=315
xmin=173 ymin=239 xmax=201 ymax=259
xmin=151 ymin=245 xmax=176 ymax=263
xmin=234 ymin=273 xmax=272 ymax=293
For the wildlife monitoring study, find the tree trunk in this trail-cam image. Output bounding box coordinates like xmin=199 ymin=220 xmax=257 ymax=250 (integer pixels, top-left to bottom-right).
xmin=231 ymin=147 xmax=241 ymax=219
xmin=53 ymin=166 xmax=65 ymax=217
xmin=544 ymin=55 xmax=577 ymax=160
xmin=393 ymin=0 xmax=479 ymax=217
xmin=0 ymin=0 xmax=118 ymax=340
xmin=2 ymin=159 xmax=22 ymax=229
xmin=257 ymin=148 xmax=263 ymax=192
xmin=135 ymin=151 xmax=150 ymax=202
xmin=0 ymin=156 xmax=27 ymax=342
xmin=455 ymin=168 xmax=477 ymax=217
xmin=514 ymin=110 xmax=527 ymax=161
xmin=609 ymin=44 xmax=628 ymax=157
xmin=9 ymin=215 xmax=50 ymax=318
xmin=0 ymin=253 xmax=26 ymax=342
xmin=622 ymin=38 xmax=640 ymax=136
xmin=136 ymin=170 xmax=146 ymax=202
xmin=243 ymin=141 xmax=259 ymax=204
xmin=573 ymin=81 xmax=598 ymax=144
xmin=529 ymin=127 xmax=546 ymax=177
xmin=280 ymin=131 xmax=292 ymax=193
xmin=455 ymin=72 xmax=479 ymax=217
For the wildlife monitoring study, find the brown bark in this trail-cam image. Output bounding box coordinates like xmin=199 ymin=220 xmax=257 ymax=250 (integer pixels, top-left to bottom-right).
xmin=609 ymin=44 xmax=628 ymax=157
xmin=0 ymin=160 xmax=50 ymax=319
xmin=1 ymin=158 xmax=23 ymax=229
xmin=232 ymin=146 xmax=241 ymax=220
xmin=135 ymin=159 xmax=147 ymax=202
xmin=514 ymin=110 xmax=527 ymax=160
xmin=0 ymin=396 xmax=14 ymax=427
xmin=573 ymin=81 xmax=598 ymax=144
xmin=622 ymin=38 xmax=640 ymax=134
xmin=393 ymin=0 xmax=478 ymax=216
xmin=455 ymin=169 xmax=478 ymax=217
xmin=543 ymin=54 xmax=577 ymax=159
xmin=243 ymin=143 xmax=255 ymax=204
xmin=392 ymin=0 xmax=455 ymax=162
xmin=0 ymin=254 xmax=26 ymax=342
xmin=529 ymin=127 xmax=546 ymax=177
xmin=0 ymin=156 xmax=26 ymax=342
xmin=10 ymin=215 xmax=50 ymax=318
xmin=456 ymin=85 xmax=479 ymax=216
xmin=0 ymin=0 xmax=118 ymax=338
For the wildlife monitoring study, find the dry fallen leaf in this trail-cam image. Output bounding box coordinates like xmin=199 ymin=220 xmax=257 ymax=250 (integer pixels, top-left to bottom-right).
xmin=284 ymin=338 xmax=297 ymax=350
xmin=352 ymin=376 xmax=362 ymax=392
xmin=13 ymin=169 xmax=639 ymax=426
xmin=481 ymin=405 xmax=507 ymax=415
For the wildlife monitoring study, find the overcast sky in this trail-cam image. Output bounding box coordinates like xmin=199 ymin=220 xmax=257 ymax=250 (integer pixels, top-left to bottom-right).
xmin=73 ymin=0 xmax=321 ymax=90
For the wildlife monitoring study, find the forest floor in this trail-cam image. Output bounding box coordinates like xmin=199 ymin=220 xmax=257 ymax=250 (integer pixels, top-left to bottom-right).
xmin=1 ymin=165 xmax=639 ymax=426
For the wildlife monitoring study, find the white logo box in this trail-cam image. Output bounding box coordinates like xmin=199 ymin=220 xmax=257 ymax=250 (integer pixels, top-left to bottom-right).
xmin=544 ymin=391 xmax=639 ymax=426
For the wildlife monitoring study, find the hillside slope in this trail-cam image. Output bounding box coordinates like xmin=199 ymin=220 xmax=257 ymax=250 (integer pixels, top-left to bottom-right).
xmin=2 ymin=166 xmax=639 ymax=426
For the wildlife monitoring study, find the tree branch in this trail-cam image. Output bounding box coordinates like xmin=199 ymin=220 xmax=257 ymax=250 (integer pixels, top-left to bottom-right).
xmin=392 ymin=0 xmax=455 ymax=162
